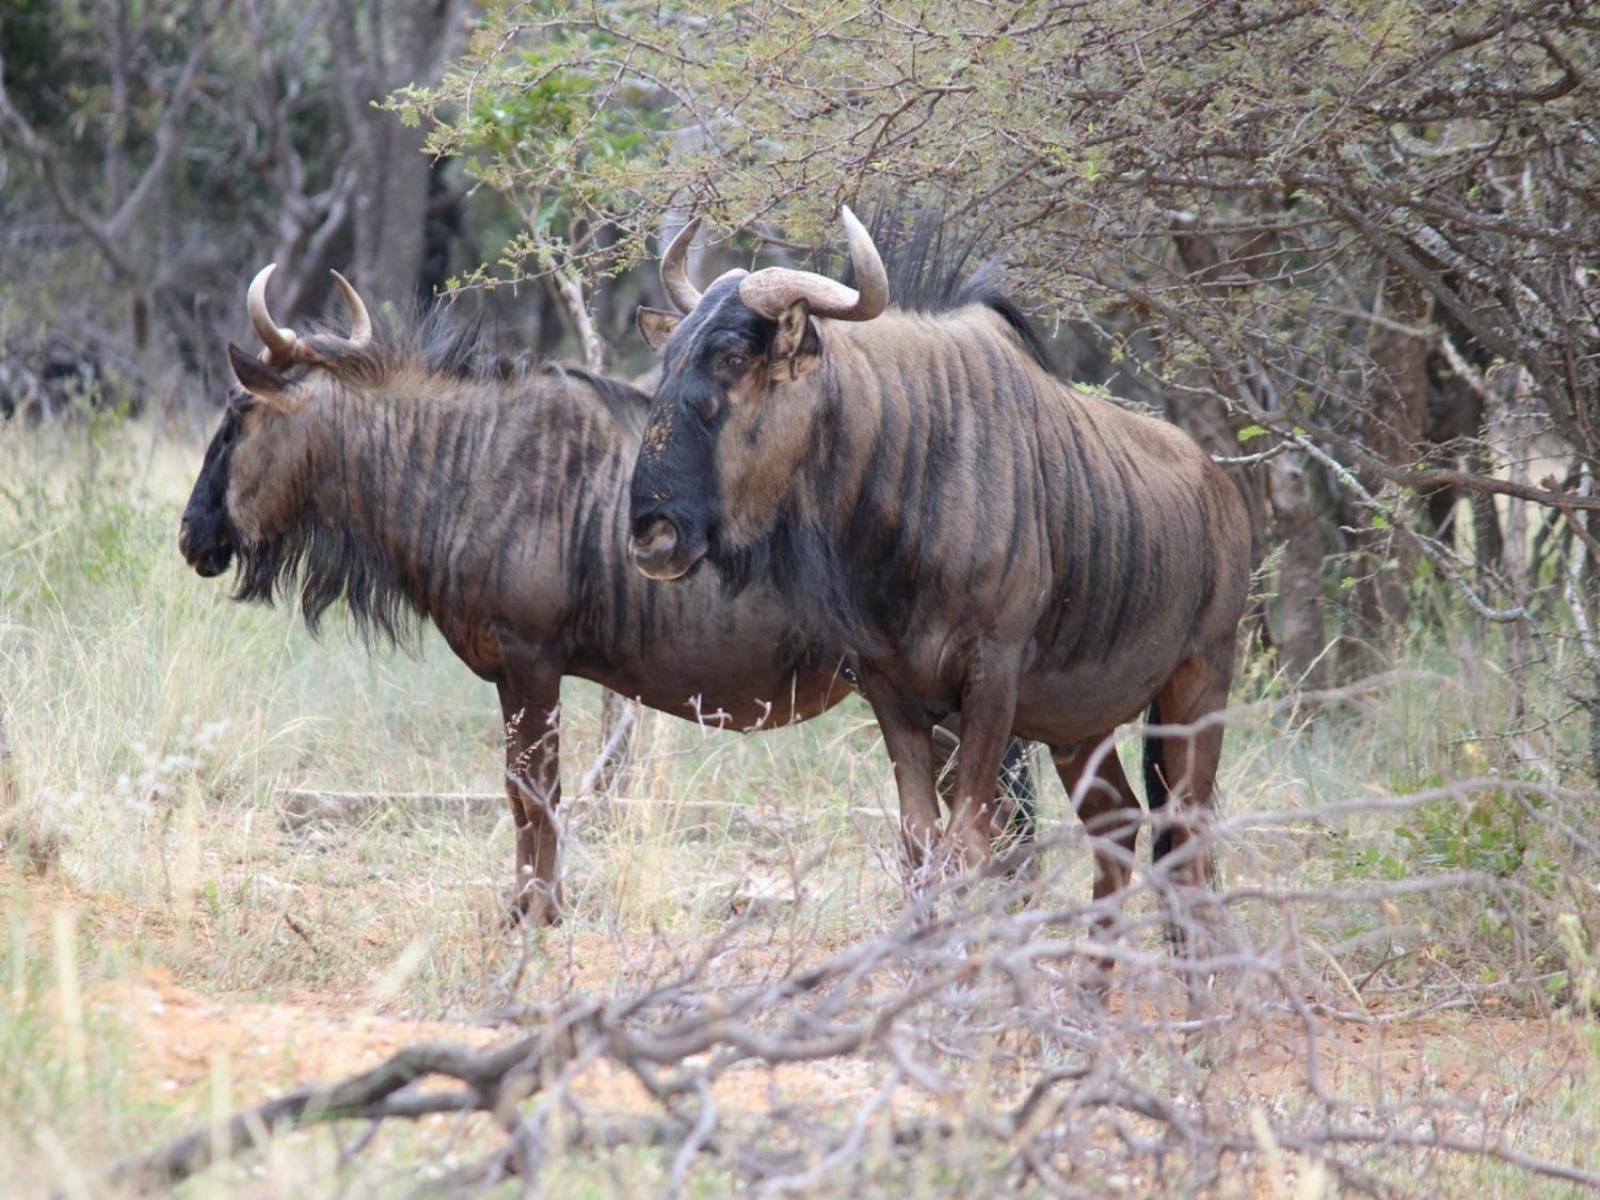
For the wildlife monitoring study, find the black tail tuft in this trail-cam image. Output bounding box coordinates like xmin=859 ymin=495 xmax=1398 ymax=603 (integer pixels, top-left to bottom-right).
xmin=1144 ymin=699 xmax=1173 ymax=863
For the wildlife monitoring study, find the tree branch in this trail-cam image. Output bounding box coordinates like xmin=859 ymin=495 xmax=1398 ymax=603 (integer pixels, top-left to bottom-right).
xmin=0 ymin=4 xmax=221 ymax=284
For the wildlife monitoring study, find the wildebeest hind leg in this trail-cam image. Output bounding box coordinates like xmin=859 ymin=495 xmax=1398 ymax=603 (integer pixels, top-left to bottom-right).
xmin=1052 ymin=739 xmax=1140 ymax=951
xmin=1149 ymin=653 xmax=1231 ymax=893
xmin=1148 ymin=648 xmax=1234 ymax=1021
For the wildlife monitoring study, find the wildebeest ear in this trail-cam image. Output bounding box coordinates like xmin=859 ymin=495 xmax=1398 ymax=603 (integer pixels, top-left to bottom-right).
xmin=227 ymin=343 xmax=304 ymax=414
xmin=770 ymin=299 xmax=822 ymax=382
xmin=636 ymin=306 xmax=680 ymax=353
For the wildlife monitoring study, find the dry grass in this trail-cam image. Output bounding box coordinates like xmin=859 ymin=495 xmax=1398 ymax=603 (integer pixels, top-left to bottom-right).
xmin=2 ymin=420 xmax=1599 ymax=1197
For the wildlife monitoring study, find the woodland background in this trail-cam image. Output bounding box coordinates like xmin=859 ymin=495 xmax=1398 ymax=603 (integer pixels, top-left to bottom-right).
xmin=5 ymin=0 xmax=1599 ymax=753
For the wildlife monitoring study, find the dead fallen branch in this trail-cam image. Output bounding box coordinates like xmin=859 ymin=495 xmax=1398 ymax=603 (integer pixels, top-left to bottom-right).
xmin=276 ymin=788 xmax=503 ymax=828
xmin=107 ymin=1004 xmax=601 ymax=1192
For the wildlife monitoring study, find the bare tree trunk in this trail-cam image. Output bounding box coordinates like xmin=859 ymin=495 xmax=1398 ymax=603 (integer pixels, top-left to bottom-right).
xmin=1561 ymin=468 xmax=1600 ymax=784
xmin=1267 ymin=452 xmax=1327 ymax=686
xmin=1343 ymin=270 xmax=1432 ymax=675
xmin=359 ymin=120 xmax=435 ymax=306
xmin=1490 ymin=367 xmax=1534 ymax=737
xmin=326 ymin=0 xmax=466 ymax=306
xmin=107 ymin=0 xmax=131 ymax=211
xmin=552 ymin=265 xmax=607 ymax=374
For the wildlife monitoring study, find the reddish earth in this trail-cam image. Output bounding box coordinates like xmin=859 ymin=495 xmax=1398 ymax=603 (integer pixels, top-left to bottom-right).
xmin=95 ymin=948 xmax=1590 ymax=1132
xmin=94 ymin=957 xmax=902 ymax=1120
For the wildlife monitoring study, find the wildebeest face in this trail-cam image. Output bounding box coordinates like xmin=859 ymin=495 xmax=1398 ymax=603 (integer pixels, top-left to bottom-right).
xmin=179 ymin=345 xmax=315 ymax=578
xmin=628 ymin=206 xmax=886 ymax=583
xmin=628 ymin=277 xmax=823 ymax=581
xmin=179 ymin=401 xmax=244 ymax=577
xmin=182 ymin=264 xmax=375 ymax=584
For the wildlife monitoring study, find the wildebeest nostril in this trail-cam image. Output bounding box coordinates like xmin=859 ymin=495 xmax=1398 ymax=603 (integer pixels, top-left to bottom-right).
xmin=631 ymin=516 xmax=678 ymax=559
xmin=630 ymin=516 xmax=690 ymax=581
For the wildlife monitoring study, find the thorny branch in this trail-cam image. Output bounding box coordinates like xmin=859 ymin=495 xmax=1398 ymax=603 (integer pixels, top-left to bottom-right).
xmin=0 ymin=3 xmax=224 ymax=285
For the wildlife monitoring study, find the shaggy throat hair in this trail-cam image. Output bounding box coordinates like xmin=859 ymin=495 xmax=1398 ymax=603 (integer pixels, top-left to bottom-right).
xmin=234 ymin=517 xmax=422 ymax=648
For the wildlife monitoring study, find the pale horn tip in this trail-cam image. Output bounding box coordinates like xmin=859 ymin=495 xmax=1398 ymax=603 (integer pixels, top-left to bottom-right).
xmin=247 ymin=263 xmax=299 ymax=362
xmin=328 ymin=269 xmax=373 ymax=345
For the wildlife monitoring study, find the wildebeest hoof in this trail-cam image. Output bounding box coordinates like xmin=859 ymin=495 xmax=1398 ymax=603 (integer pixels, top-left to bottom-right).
xmin=994 ymin=837 xmax=1041 ymax=883
xmin=504 ymin=893 xmax=562 ymax=931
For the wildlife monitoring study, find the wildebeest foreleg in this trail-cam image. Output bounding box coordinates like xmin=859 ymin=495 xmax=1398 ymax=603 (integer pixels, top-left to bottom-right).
xmin=496 ymin=651 xmax=563 ymax=927
xmin=933 ymin=724 xmax=1038 ymax=862
xmin=856 ymin=667 xmax=940 ymax=874
xmin=944 ymin=657 xmax=1022 ymax=872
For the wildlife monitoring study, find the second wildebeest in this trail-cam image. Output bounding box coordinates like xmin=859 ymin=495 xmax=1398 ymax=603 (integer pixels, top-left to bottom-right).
xmin=628 ymin=210 xmax=1252 ymax=918
xmin=179 ymin=265 xmax=1037 ymax=924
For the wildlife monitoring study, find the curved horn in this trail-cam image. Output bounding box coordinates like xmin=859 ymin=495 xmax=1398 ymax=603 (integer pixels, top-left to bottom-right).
xmin=736 ymin=205 xmax=888 ymax=322
xmin=660 ymin=217 xmax=703 ymax=313
xmin=247 ymin=263 xmax=299 ymax=363
xmin=328 ymin=270 xmax=373 ymax=346
xmin=837 ymin=204 xmax=888 ymax=319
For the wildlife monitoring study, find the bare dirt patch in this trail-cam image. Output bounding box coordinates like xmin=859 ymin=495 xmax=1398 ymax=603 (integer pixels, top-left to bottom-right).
xmin=13 ymin=852 xmax=1588 ymax=1123
xmin=11 ymin=852 xmax=1599 ymax=1199
xmin=87 ymin=920 xmax=1593 ymax=1135
xmin=96 ymin=934 xmax=922 ymax=1124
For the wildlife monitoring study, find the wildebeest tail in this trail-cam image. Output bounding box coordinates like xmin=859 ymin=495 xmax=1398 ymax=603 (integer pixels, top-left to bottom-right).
xmin=1144 ymin=698 xmax=1174 ymax=863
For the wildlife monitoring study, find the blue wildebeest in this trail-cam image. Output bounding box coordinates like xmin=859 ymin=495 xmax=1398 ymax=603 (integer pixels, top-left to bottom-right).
xmin=627 ymin=210 xmax=1251 ymax=921
xmin=179 ymin=265 xmax=1038 ymax=924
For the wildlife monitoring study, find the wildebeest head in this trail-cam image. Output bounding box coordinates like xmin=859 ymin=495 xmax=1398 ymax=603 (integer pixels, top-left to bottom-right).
xmin=627 ymin=207 xmax=888 ymax=581
xmin=178 ymin=264 xmax=373 ymax=579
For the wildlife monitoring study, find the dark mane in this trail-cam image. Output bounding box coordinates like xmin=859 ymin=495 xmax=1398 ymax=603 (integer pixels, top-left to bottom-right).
xmin=297 ymin=302 xmax=651 ymax=425
xmin=292 ymin=302 xmax=515 ymax=387
xmin=715 ymin=509 xmax=886 ymax=658
xmin=828 ymin=206 xmax=1060 ymax=378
